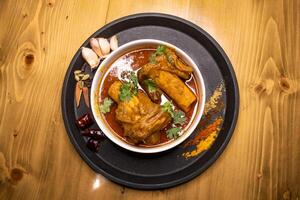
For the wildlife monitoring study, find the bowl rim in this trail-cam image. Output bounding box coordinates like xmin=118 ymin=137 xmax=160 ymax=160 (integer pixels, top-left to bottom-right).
xmin=91 ymin=39 xmax=206 ymax=153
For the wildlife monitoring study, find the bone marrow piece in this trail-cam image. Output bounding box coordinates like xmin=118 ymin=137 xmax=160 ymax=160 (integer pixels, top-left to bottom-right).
xmin=147 ymin=70 xmax=196 ymax=112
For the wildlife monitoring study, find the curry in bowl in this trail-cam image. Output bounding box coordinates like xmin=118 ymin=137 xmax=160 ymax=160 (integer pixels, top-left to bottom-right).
xmin=92 ymin=40 xmax=205 ymax=152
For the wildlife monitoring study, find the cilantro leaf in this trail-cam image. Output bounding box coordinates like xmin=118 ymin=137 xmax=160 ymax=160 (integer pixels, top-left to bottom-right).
xmin=166 ymin=127 xmax=181 ymax=139
xmin=161 ymin=101 xmax=187 ymax=126
xmin=156 ymin=45 xmax=166 ymax=55
xmin=119 ymin=83 xmax=132 ymax=101
xmin=100 ymin=97 xmax=114 ymax=114
xmin=119 ymin=72 xmax=138 ymax=102
xmin=129 ymin=71 xmax=138 ymax=91
xmin=162 ymin=101 xmax=186 ymax=140
xmin=143 ymin=79 xmax=156 ymax=93
xmin=173 ymin=110 xmax=186 ymax=125
xmin=149 ymin=45 xmax=167 ymax=63
xmin=161 ymin=101 xmax=174 ymax=118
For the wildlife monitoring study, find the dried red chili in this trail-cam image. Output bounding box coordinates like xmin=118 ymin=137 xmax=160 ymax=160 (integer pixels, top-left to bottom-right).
xmin=81 ymin=129 xmax=106 ymax=140
xmin=75 ymin=114 xmax=94 ymax=129
xmin=86 ymin=138 xmax=100 ymax=152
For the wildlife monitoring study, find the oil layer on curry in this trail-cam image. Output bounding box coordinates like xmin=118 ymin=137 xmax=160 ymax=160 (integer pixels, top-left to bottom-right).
xmin=98 ymin=45 xmax=199 ymax=147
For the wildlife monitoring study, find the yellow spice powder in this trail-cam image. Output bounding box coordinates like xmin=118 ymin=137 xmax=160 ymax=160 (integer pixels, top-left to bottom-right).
xmin=182 ymin=131 xmax=218 ymax=158
xmin=182 ymin=83 xmax=224 ymax=159
xmin=204 ymin=83 xmax=224 ymax=115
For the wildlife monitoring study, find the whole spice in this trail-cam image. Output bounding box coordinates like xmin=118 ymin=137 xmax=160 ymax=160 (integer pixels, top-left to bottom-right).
xmin=81 ymin=74 xmax=90 ymax=81
xmin=109 ymin=35 xmax=118 ymax=51
xmin=89 ymin=38 xmax=103 ymax=57
xmin=81 ymin=47 xmax=100 ymax=69
xmin=74 ymin=70 xmax=90 ymax=108
xmin=75 ymin=81 xmax=82 ymax=107
xmin=75 ymin=114 xmax=94 ymax=129
xmin=97 ymin=38 xmax=110 ymax=55
xmin=82 ymin=86 xmax=90 ymax=108
xmin=86 ymin=138 xmax=100 ymax=152
xmin=81 ymin=129 xmax=106 ymax=140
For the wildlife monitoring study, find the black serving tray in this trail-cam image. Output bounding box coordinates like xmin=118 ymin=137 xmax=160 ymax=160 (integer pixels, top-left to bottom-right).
xmin=61 ymin=13 xmax=239 ymax=189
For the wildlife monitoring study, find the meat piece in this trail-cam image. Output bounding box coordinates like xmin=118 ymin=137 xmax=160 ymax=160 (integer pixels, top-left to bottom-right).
xmin=108 ymin=81 xmax=122 ymax=103
xmin=165 ymin=48 xmax=193 ymax=73
xmin=137 ymin=47 xmax=197 ymax=112
xmin=156 ymin=54 xmax=191 ymax=79
xmin=138 ymin=55 xmax=191 ymax=81
xmin=121 ymin=102 xmax=171 ymax=143
xmin=140 ymin=79 xmax=163 ymax=104
xmin=144 ymin=132 xmax=161 ymax=145
xmin=108 ymin=81 xmax=171 ymax=143
xmin=147 ymin=70 xmax=197 ymax=112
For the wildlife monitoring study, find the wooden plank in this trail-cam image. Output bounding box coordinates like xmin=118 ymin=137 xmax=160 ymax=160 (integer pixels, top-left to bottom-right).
xmin=0 ymin=0 xmax=110 ymax=199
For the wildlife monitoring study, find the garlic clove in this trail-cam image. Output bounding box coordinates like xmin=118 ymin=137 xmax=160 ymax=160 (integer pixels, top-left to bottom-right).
xmin=109 ymin=35 xmax=118 ymax=51
xmin=97 ymin=38 xmax=110 ymax=55
xmin=89 ymin=38 xmax=103 ymax=57
xmin=81 ymin=47 xmax=99 ymax=69
xmin=101 ymin=54 xmax=109 ymax=59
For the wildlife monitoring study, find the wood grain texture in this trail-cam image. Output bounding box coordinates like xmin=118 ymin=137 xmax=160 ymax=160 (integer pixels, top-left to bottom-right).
xmin=0 ymin=0 xmax=299 ymax=199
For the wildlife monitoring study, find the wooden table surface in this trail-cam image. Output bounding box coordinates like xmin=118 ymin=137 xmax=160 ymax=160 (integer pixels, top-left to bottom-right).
xmin=0 ymin=0 xmax=299 ymax=199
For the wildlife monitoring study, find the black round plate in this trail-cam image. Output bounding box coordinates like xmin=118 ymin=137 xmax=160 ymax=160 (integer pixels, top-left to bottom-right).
xmin=61 ymin=13 xmax=239 ymax=189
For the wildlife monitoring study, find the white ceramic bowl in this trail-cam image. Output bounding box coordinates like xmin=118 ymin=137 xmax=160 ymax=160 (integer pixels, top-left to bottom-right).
xmin=91 ymin=39 xmax=206 ymax=153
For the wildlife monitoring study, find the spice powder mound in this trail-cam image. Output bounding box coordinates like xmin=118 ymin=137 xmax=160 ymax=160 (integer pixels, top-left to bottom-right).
xmin=204 ymin=83 xmax=224 ymax=115
xmin=182 ymin=83 xmax=225 ymax=159
xmin=182 ymin=117 xmax=223 ymax=158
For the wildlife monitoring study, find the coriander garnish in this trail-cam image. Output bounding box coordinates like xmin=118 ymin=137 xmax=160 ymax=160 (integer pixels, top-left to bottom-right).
xmin=156 ymin=45 xmax=166 ymax=55
xmin=120 ymin=83 xmax=133 ymax=101
xmin=162 ymin=101 xmax=174 ymax=118
xmin=173 ymin=110 xmax=186 ymax=125
xmin=162 ymin=100 xmax=187 ymax=139
xmin=143 ymin=79 xmax=157 ymax=93
xmin=162 ymin=101 xmax=186 ymax=125
xmin=149 ymin=45 xmax=167 ymax=63
xmin=119 ymin=72 xmax=138 ymax=102
xmin=100 ymin=97 xmax=114 ymax=114
xmin=166 ymin=127 xmax=181 ymax=139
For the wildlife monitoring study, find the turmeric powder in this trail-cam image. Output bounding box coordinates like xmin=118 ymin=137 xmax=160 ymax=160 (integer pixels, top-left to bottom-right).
xmin=182 ymin=118 xmax=222 ymax=158
xmin=183 ymin=131 xmax=218 ymax=158
xmin=183 ymin=117 xmax=222 ymax=147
